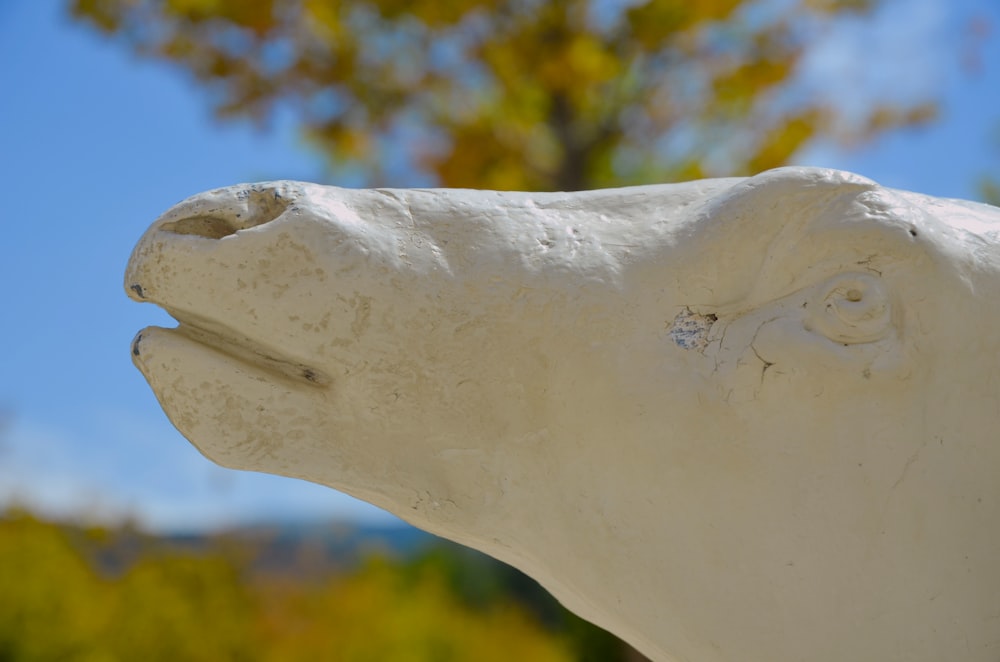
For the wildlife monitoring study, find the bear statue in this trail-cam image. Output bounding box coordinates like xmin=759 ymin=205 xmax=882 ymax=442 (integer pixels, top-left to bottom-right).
xmin=127 ymin=167 xmax=1000 ymax=662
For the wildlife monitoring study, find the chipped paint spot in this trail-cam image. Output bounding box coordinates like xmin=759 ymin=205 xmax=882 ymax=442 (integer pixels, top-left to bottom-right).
xmin=669 ymin=308 xmax=717 ymax=351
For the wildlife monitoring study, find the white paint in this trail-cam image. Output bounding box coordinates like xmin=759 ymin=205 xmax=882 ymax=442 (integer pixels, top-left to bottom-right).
xmin=126 ymin=167 xmax=1000 ymax=662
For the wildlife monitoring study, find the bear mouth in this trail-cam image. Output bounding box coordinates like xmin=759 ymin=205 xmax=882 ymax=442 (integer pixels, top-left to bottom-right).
xmin=131 ymin=311 xmax=331 ymax=389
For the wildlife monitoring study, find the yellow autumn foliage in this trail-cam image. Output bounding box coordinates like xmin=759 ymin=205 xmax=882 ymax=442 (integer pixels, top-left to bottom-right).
xmin=0 ymin=511 xmax=574 ymax=661
xmin=68 ymin=0 xmax=933 ymax=191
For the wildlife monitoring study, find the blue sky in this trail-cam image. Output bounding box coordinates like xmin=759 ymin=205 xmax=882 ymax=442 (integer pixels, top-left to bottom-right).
xmin=0 ymin=0 xmax=997 ymax=532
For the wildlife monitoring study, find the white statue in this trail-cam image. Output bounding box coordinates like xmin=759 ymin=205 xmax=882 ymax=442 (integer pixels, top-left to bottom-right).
xmin=126 ymin=167 xmax=1000 ymax=662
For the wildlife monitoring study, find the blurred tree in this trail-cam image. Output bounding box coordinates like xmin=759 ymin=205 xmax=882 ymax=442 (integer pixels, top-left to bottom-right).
xmin=0 ymin=512 xmax=575 ymax=661
xmin=980 ymin=118 xmax=1000 ymax=206
xmin=0 ymin=510 xmax=112 ymax=661
xmin=977 ymin=118 xmax=1000 ymax=206
xmin=405 ymin=543 xmax=636 ymax=661
xmin=255 ymin=555 xmax=573 ymax=661
xmin=108 ymin=551 xmax=261 ymax=660
xmin=982 ymin=179 xmax=1000 ymax=206
xmin=69 ymin=0 xmax=934 ymax=190
xmin=0 ymin=511 xmax=263 ymax=661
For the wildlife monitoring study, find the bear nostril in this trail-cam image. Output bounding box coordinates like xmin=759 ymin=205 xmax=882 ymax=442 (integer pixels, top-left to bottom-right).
xmin=159 ymin=186 xmax=293 ymax=239
xmin=163 ymin=214 xmax=242 ymax=239
xmin=243 ymin=187 xmax=292 ymax=229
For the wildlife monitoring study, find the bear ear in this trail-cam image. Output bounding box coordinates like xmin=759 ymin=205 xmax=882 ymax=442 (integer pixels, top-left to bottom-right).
xmin=696 ymin=168 xmax=879 ymax=239
xmin=674 ymin=167 xmax=880 ymax=307
xmin=737 ymin=166 xmax=877 ymax=191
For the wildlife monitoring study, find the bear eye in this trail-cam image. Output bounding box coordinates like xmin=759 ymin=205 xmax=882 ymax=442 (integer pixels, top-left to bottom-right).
xmin=806 ymin=272 xmax=892 ymax=345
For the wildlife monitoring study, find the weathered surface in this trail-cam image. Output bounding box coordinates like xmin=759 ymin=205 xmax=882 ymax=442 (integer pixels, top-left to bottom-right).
xmin=126 ymin=167 xmax=1000 ymax=662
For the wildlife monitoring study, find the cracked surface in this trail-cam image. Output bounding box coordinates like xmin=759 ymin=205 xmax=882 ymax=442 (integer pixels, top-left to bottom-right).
xmin=668 ymin=308 xmax=718 ymax=351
